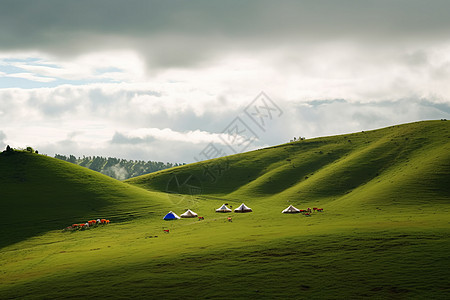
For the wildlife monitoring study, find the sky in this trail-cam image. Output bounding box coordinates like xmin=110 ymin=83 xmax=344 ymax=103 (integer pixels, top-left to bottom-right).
xmin=1 ymin=0 xmax=449 ymax=163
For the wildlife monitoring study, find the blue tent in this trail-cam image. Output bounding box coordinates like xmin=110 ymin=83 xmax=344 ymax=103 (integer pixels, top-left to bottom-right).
xmin=163 ymin=211 xmax=180 ymax=220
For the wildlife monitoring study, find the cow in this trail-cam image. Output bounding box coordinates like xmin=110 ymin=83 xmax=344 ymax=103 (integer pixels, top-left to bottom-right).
xmin=163 ymin=229 xmax=170 ymax=233
xmin=313 ymin=207 xmax=318 ymax=211
xmin=317 ymin=208 xmax=324 ymax=212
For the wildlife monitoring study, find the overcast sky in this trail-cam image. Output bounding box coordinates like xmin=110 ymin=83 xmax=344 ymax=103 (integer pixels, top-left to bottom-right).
xmin=1 ymin=0 xmax=449 ymax=163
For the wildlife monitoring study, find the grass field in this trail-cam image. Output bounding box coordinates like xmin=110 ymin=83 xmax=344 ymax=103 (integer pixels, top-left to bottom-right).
xmin=1 ymin=120 xmax=449 ymax=299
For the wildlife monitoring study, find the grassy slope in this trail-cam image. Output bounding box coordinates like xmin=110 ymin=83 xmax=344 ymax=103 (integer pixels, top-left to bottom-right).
xmin=0 ymin=152 xmax=170 ymax=248
xmin=1 ymin=120 xmax=449 ymax=299
xmin=128 ymin=120 xmax=449 ymax=206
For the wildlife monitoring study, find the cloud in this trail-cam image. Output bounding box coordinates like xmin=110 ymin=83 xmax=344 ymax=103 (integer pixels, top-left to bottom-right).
xmin=111 ymin=132 xmax=154 ymax=145
xmin=111 ymin=128 xmax=227 ymax=145
xmin=1 ymin=1 xmax=450 ymax=71
xmin=282 ymin=98 xmax=450 ymax=139
xmin=1 ymin=77 xmax=448 ymax=162
xmin=0 ymin=131 xmax=6 ymax=149
xmin=1 ymin=72 xmax=56 ymax=83
xmin=0 ymin=51 xmax=145 ymax=86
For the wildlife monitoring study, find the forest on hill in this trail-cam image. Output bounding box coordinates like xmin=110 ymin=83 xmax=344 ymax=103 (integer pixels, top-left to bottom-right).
xmin=54 ymin=154 xmax=184 ymax=180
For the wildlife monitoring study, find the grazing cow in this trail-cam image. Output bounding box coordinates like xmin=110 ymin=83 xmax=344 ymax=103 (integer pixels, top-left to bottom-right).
xmin=198 ymin=216 xmax=204 ymax=220
xmin=313 ymin=207 xmax=318 ymax=211
xmin=101 ymin=219 xmax=106 ymax=224
xmin=305 ymin=213 xmax=311 ymax=216
xmin=97 ymin=219 xmax=101 ymax=223
xmin=299 ymin=209 xmax=306 ymax=213
xmin=317 ymin=208 xmax=324 ymax=212
xmin=106 ymin=220 xmax=110 ymax=224
xmin=163 ymin=229 xmax=170 ymax=233
xmin=227 ymin=217 xmax=232 ymax=222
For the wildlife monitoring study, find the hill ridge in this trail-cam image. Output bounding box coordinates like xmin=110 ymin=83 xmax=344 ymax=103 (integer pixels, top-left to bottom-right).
xmin=0 ymin=152 xmax=170 ymax=248
xmin=126 ymin=120 xmax=450 ymax=207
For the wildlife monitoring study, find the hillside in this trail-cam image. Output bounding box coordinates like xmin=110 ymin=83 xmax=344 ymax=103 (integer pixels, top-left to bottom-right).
xmin=0 ymin=152 xmax=170 ymax=248
xmin=1 ymin=120 xmax=449 ymax=299
xmin=127 ymin=120 xmax=450 ymax=208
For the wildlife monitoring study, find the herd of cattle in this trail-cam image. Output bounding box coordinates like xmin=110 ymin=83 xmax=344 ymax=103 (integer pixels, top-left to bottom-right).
xmin=64 ymin=218 xmax=110 ymax=231
xmin=302 ymin=207 xmax=324 ymax=216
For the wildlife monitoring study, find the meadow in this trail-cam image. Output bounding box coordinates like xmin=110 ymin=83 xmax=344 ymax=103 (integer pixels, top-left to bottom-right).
xmin=0 ymin=120 xmax=449 ymax=299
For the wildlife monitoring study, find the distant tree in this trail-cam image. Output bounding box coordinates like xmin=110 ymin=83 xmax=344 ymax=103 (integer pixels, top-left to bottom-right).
xmin=26 ymin=146 xmax=34 ymax=153
xmin=54 ymin=153 xmax=181 ymax=180
xmin=68 ymin=155 xmax=77 ymax=164
xmin=35 ymin=150 xmax=39 ymax=154
xmin=6 ymin=145 xmax=11 ymax=152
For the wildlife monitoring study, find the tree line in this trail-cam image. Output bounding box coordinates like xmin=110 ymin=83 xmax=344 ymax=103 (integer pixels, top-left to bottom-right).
xmin=54 ymin=154 xmax=184 ymax=180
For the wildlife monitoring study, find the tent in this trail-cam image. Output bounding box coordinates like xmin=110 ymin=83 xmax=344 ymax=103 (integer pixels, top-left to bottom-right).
xmin=234 ymin=203 xmax=252 ymax=213
xmin=163 ymin=211 xmax=180 ymax=220
xmin=215 ymin=204 xmax=232 ymax=213
xmin=180 ymin=209 xmax=198 ymax=218
xmin=282 ymin=205 xmax=300 ymax=214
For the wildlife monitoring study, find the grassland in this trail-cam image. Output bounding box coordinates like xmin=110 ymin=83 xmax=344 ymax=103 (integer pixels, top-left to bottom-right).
xmin=0 ymin=120 xmax=449 ymax=299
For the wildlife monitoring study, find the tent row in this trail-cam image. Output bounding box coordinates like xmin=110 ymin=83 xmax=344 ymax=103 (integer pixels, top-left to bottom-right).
xmin=163 ymin=203 xmax=253 ymax=220
xmin=216 ymin=203 xmax=252 ymax=213
xmin=163 ymin=209 xmax=198 ymax=220
xmin=282 ymin=205 xmax=324 ymax=213
xmin=164 ymin=204 xmax=320 ymax=220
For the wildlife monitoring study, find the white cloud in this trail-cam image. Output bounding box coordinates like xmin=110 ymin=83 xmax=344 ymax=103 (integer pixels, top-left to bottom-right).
xmin=2 ymin=72 xmax=56 ymax=83
xmin=112 ymin=128 xmax=226 ymax=145
xmin=0 ymin=77 xmax=448 ymax=163
xmin=0 ymin=130 xmax=6 ymax=150
xmin=0 ymin=50 xmax=146 ymax=84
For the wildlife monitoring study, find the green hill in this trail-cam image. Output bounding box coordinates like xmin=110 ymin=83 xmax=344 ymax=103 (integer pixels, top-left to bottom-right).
xmin=127 ymin=120 xmax=450 ymax=207
xmin=0 ymin=152 xmax=170 ymax=248
xmin=0 ymin=120 xmax=449 ymax=299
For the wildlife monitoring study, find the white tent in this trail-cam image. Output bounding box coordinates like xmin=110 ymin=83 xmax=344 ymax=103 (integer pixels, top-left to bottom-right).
xmin=282 ymin=205 xmax=300 ymax=214
xmin=180 ymin=209 xmax=198 ymax=218
xmin=234 ymin=203 xmax=252 ymax=213
xmin=215 ymin=204 xmax=232 ymax=213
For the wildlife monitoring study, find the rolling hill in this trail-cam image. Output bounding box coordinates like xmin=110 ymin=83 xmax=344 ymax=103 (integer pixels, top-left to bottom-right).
xmin=0 ymin=152 xmax=170 ymax=248
xmin=127 ymin=120 xmax=450 ymax=207
xmin=0 ymin=120 xmax=449 ymax=299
